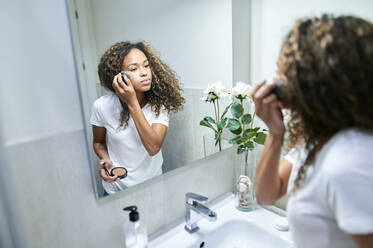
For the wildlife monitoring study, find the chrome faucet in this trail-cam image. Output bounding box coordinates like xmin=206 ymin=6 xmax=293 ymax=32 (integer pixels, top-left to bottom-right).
xmin=184 ymin=192 xmax=217 ymax=233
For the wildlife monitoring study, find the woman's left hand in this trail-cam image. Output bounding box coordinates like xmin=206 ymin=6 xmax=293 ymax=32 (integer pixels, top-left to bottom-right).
xmin=112 ymin=72 xmax=137 ymax=106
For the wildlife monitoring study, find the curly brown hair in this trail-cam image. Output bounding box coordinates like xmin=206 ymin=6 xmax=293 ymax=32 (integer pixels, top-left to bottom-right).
xmin=98 ymin=41 xmax=184 ymax=128
xmin=277 ymin=15 xmax=373 ymax=190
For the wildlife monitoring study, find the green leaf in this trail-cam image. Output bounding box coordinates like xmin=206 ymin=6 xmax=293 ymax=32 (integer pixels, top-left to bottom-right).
xmin=231 ymin=127 xmax=242 ymax=135
xmin=241 ymin=136 xmax=249 ymax=144
xmin=254 ymin=132 xmax=267 ymax=145
xmin=252 ymin=127 xmax=260 ymax=132
xmin=226 ymin=118 xmax=241 ymax=132
xmin=215 ymin=132 xmax=222 ymax=146
xmin=231 ymin=102 xmax=243 ymax=118
xmin=242 ymin=114 xmax=252 ymax=125
xmin=229 ymin=135 xmax=243 ymax=144
xmin=217 ymin=117 xmax=227 ymax=130
xmin=237 ymin=145 xmax=246 ymax=154
xmin=246 ymin=141 xmax=255 ymax=150
xmin=204 ymin=116 xmax=215 ymax=124
xmin=200 ymin=119 xmax=213 ymax=128
xmin=243 ymin=129 xmax=256 ymax=139
xmin=221 ymin=103 xmax=233 ymax=118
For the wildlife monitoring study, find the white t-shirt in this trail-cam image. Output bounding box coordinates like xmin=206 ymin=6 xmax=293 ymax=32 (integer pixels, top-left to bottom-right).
xmin=90 ymin=93 xmax=169 ymax=194
xmin=285 ymin=128 xmax=373 ymax=248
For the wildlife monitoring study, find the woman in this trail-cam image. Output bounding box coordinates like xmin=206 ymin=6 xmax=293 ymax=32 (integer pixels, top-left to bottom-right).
xmin=253 ymin=15 xmax=373 ymax=247
xmin=90 ymin=41 xmax=184 ymax=194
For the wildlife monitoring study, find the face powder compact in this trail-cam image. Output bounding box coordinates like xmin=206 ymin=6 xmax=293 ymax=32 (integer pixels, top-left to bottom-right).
xmin=110 ymin=167 xmax=128 ymax=179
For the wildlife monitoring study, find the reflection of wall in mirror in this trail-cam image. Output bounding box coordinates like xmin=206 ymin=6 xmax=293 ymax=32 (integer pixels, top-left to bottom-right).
xmin=162 ymin=88 xmax=235 ymax=172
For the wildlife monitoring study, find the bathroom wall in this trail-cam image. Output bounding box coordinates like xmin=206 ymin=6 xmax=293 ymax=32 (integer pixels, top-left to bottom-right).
xmin=250 ymin=0 xmax=373 ymax=84
xmin=0 ymin=1 xmax=236 ymax=247
xmin=0 ymin=136 xmax=28 ymax=248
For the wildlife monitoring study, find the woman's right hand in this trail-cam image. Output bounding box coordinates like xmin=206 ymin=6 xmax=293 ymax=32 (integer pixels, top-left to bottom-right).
xmin=99 ymin=158 xmax=119 ymax=183
xmin=251 ymin=80 xmax=285 ymax=139
xmin=112 ymin=72 xmax=137 ymax=107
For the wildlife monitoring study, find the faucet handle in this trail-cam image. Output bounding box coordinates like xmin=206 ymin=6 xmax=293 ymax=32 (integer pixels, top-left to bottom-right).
xmin=186 ymin=192 xmax=208 ymax=204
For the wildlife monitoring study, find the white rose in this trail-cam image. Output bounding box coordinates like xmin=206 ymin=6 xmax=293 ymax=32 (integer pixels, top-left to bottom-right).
xmin=202 ymin=81 xmax=229 ymax=101
xmin=231 ymin=81 xmax=254 ymax=99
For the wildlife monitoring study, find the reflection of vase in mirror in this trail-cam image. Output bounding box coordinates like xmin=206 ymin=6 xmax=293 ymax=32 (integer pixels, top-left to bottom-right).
xmin=234 ymin=145 xmax=261 ymax=211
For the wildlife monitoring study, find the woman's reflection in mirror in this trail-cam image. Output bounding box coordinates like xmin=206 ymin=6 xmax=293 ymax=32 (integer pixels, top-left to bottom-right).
xmin=90 ymin=41 xmax=184 ymax=195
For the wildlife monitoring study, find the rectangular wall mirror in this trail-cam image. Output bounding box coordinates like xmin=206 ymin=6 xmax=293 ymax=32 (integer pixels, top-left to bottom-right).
xmin=67 ymin=0 xmax=250 ymax=198
xmin=68 ymin=0 xmax=372 ymax=199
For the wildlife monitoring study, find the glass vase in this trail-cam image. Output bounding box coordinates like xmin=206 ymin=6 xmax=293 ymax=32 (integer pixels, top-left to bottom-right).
xmin=234 ymin=146 xmax=260 ymax=211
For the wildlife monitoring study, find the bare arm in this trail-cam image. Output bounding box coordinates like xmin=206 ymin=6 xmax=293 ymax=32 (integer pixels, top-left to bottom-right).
xmin=352 ymin=234 xmax=373 ymax=248
xmin=127 ymin=102 xmax=168 ymax=156
xmin=256 ymin=134 xmax=293 ymax=205
xmin=112 ymin=73 xmax=168 ymax=156
xmin=92 ymin=125 xmax=110 ymax=161
xmin=252 ymin=80 xmax=291 ymax=205
xmin=92 ymin=125 xmax=119 ymax=182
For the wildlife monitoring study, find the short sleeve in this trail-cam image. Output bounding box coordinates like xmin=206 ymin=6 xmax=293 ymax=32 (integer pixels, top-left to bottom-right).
xmin=90 ymin=100 xmax=105 ymax=127
xmin=151 ymin=107 xmax=169 ymax=127
xmin=326 ymin=148 xmax=373 ymax=234
xmin=284 ymin=148 xmax=300 ymax=165
xmin=284 ymin=146 xmax=308 ymax=193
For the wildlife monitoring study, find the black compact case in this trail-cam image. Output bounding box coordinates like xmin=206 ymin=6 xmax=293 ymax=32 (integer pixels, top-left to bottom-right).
xmin=268 ymin=79 xmax=285 ymax=100
xmin=269 ymin=85 xmax=284 ymax=100
xmin=121 ymin=71 xmax=130 ymax=84
xmin=102 ymin=164 xmax=128 ymax=179
xmin=110 ymin=167 xmax=128 ymax=179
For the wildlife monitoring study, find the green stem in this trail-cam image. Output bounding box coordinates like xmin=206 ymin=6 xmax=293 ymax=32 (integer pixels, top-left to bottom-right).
xmin=238 ymin=99 xmax=247 ymax=155
xmin=217 ymin=98 xmax=220 ymax=121
xmin=217 ymin=98 xmax=222 ymax=151
xmin=213 ymin=100 xmax=218 ymax=123
xmin=213 ymin=100 xmax=222 ymax=151
xmin=244 ymin=148 xmax=249 ymax=175
xmin=251 ymin=111 xmax=256 ymax=129
xmin=240 ymin=99 xmax=244 ymax=136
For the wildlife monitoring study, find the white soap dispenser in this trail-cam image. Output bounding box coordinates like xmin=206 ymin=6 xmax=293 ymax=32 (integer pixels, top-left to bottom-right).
xmin=123 ymin=205 xmax=148 ymax=248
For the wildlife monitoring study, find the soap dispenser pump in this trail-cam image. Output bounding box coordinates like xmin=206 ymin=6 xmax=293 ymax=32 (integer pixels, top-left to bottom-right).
xmin=123 ymin=205 xmax=148 ymax=248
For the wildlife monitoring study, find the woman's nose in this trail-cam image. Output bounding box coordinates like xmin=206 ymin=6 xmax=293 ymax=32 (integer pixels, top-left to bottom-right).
xmin=140 ymin=67 xmax=147 ymax=76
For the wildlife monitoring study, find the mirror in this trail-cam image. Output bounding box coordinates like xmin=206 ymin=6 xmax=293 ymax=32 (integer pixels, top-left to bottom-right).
xmin=67 ymin=0 xmax=250 ymax=197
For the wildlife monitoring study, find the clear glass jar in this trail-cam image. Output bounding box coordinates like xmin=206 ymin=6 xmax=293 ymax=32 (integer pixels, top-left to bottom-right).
xmin=234 ymin=145 xmax=261 ymax=211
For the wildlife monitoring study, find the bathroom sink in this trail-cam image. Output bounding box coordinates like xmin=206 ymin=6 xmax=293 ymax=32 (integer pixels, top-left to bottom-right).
xmin=148 ymin=193 xmax=293 ymax=248
xmin=199 ymin=219 xmax=290 ymax=248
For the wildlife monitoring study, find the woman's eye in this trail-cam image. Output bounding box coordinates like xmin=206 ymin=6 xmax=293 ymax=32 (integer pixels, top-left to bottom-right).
xmin=144 ymin=64 xmax=150 ymax=68
xmin=130 ymin=68 xmax=137 ymax=72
